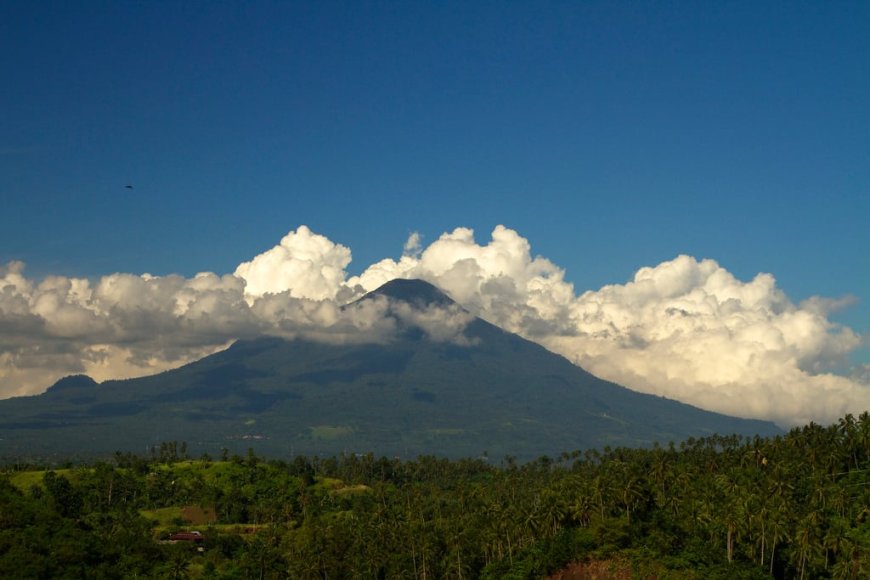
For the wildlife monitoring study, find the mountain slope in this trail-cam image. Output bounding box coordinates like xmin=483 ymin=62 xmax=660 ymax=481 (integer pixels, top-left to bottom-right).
xmin=0 ymin=279 xmax=781 ymax=460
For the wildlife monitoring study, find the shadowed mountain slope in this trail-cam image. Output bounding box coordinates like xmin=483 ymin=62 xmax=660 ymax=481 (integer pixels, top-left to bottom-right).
xmin=0 ymin=279 xmax=781 ymax=461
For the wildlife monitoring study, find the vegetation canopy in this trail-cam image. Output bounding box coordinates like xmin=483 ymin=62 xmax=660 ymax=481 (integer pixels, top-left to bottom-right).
xmin=1 ymin=413 xmax=869 ymax=578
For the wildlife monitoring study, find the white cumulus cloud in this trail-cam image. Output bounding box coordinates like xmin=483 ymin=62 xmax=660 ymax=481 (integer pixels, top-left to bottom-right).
xmin=0 ymin=229 xmax=472 ymax=398
xmin=347 ymin=226 xmax=868 ymax=427
xmin=543 ymin=257 xmax=865 ymax=427
xmin=234 ymin=225 xmax=352 ymax=301
xmin=0 ymin=225 xmax=866 ymax=428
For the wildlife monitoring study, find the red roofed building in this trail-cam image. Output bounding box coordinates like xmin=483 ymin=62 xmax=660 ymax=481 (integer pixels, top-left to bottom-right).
xmin=168 ymin=531 xmax=203 ymax=543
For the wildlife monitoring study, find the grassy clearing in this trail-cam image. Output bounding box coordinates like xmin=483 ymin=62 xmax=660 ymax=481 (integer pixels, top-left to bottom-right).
xmin=140 ymin=506 xmax=184 ymax=527
xmin=4 ymin=460 xmax=233 ymax=489
xmin=206 ymin=523 xmax=268 ymax=535
xmin=315 ymin=476 xmax=371 ymax=496
xmin=332 ymin=483 xmax=371 ymax=496
xmin=7 ymin=468 xmax=75 ymax=491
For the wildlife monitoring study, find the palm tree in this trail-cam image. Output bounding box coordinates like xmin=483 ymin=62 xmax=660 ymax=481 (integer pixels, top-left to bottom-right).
xmin=539 ymin=489 xmax=567 ymax=536
xmin=162 ymin=545 xmax=191 ymax=580
xmin=619 ymin=475 xmax=645 ymax=526
xmin=766 ymin=497 xmax=790 ymax=576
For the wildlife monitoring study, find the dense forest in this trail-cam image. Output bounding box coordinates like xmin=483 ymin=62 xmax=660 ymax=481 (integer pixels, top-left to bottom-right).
xmin=1 ymin=413 xmax=869 ymax=579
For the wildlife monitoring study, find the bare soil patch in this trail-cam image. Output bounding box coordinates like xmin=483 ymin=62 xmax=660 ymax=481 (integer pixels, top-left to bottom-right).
xmin=547 ymin=560 xmax=633 ymax=580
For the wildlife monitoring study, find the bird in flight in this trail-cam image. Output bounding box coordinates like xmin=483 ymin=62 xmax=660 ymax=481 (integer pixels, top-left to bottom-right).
xmin=125 ymin=185 xmax=133 ymax=189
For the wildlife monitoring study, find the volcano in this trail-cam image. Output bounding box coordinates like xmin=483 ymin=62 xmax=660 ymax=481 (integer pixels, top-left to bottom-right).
xmin=0 ymin=279 xmax=780 ymax=461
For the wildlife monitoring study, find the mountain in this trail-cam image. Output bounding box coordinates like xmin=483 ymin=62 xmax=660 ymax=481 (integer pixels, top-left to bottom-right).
xmin=0 ymin=279 xmax=781 ymax=461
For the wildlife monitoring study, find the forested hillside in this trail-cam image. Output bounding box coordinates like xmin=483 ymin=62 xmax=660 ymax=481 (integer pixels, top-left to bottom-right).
xmin=1 ymin=414 xmax=869 ymax=579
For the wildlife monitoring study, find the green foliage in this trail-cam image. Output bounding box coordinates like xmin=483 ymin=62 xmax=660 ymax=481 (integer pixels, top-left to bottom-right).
xmin=0 ymin=411 xmax=868 ymax=578
xmin=140 ymin=506 xmax=184 ymax=527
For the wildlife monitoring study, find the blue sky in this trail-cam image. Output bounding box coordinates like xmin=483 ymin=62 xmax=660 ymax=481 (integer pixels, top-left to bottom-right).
xmin=2 ymin=1 xmax=868 ymax=372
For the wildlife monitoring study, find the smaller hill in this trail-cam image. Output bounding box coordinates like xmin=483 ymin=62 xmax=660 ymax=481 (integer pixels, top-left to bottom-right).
xmin=47 ymin=374 xmax=98 ymax=393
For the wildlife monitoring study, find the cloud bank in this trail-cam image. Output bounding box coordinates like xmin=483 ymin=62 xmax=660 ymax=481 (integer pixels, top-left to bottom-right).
xmin=1 ymin=225 xmax=866 ymax=427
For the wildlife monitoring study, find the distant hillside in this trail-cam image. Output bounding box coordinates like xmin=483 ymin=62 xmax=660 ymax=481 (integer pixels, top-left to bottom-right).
xmin=0 ymin=279 xmax=780 ymax=461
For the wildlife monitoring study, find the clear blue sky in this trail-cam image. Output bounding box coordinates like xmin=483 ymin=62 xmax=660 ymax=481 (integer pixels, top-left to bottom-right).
xmin=2 ymin=1 xmax=868 ymax=363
